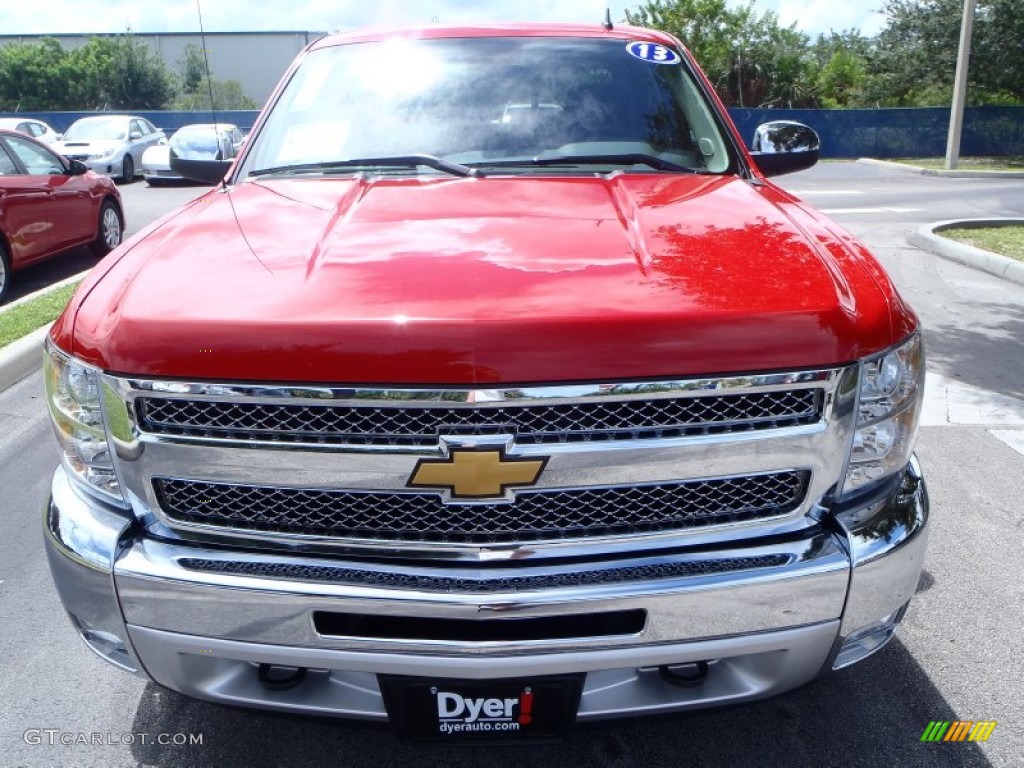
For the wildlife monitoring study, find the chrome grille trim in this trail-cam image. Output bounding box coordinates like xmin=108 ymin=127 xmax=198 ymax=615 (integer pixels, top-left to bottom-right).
xmin=101 ymin=367 xmax=859 ymax=559
xmin=121 ymin=371 xmax=832 ymax=450
xmin=178 ymin=553 xmax=791 ymax=592
xmin=135 ymin=388 xmax=822 ymax=446
xmin=153 ymin=471 xmax=810 ymax=544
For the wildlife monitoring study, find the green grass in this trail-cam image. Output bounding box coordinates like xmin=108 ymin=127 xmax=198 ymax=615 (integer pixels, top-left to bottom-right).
xmin=940 ymin=226 xmax=1024 ymax=262
xmin=0 ymin=282 xmax=80 ymax=348
xmin=892 ymin=156 xmax=1024 ymax=171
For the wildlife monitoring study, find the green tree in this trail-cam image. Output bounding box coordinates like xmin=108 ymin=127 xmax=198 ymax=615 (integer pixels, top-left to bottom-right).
xmin=624 ymin=0 xmax=817 ymax=107
xmin=809 ymin=29 xmax=874 ymax=106
xmin=96 ymin=32 xmax=176 ymax=109
xmin=0 ymin=38 xmax=73 ymax=110
xmin=626 ymin=0 xmax=749 ymax=101
xmin=171 ymin=76 xmax=257 ymax=110
xmin=974 ymin=0 xmax=1024 ymax=102
xmin=817 ymin=50 xmax=869 ymax=107
xmin=867 ymin=0 xmax=1024 ymax=106
xmin=178 ymin=43 xmax=206 ymax=95
xmin=0 ymin=32 xmax=175 ymax=110
xmin=735 ymin=13 xmax=816 ymax=107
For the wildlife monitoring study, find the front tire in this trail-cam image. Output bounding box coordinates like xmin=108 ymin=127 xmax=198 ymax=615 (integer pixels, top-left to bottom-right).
xmin=91 ymin=200 xmax=124 ymax=256
xmin=120 ymin=155 xmax=134 ymax=184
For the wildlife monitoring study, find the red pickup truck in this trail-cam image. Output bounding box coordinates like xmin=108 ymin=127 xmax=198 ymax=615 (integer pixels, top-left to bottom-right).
xmin=43 ymin=23 xmax=927 ymax=742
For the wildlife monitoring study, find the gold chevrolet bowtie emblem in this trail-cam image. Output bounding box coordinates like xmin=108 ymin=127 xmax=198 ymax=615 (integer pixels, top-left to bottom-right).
xmin=408 ymin=448 xmax=548 ymax=499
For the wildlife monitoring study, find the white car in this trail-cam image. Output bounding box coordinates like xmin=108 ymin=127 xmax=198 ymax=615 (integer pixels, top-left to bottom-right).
xmin=53 ymin=115 xmax=166 ymax=183
xmin=0 ymin=117 xmax=61 ymax=145
xmin=141 ymin=123 xmax=244 ymax=185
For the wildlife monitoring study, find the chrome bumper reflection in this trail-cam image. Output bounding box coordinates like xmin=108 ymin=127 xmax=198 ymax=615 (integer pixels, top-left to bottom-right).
xmin=46 ymin=460 xmax=928 ymax=719
xmin=127 ymin=621 xmax=841 ymax=721
xmin=44 ymin=468 xmax=143 ymax=674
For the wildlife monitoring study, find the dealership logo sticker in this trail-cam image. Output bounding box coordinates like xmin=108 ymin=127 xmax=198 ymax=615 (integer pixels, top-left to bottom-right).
xmin=433 ymin=687 xmax=534 ymax=735
xmin=920 ymin=721 xmax=997 ymax=742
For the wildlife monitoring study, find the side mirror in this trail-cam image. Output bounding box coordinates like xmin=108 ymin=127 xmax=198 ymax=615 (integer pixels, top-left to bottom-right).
xmin=130 ymin=131 xmax=143 ymax=140
xmin=749 ymin=121 xmax=820 ymax=178
xmin=169 ymin=147 xmax=231 ymax=184
xmin=68 ymin=159 xmax=89 ymax=176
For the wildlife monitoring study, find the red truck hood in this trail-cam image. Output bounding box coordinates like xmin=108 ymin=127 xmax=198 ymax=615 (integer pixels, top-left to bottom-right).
xmin=66 ymin=174 xmax=908 ymax=384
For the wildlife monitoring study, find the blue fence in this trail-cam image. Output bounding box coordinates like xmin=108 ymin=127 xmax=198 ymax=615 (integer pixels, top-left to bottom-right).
xmin=3 ymin=107 xmax=1023 ymax=159
xmin=730 ymin=106 xmax=1024 ymax=158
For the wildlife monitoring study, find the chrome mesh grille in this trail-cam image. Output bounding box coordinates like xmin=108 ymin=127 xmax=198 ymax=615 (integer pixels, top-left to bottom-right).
xmin=153 ymin=471 xmax=809 ymax=544
xmin=136 ymin=389 xmax=821 ymax=446
xmin=179 ymin=554 xmax=790 ymax=592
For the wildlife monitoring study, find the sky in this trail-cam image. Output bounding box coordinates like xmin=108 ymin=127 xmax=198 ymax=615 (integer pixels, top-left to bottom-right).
xmin=1 ymin=0 xmax=888 ymax=39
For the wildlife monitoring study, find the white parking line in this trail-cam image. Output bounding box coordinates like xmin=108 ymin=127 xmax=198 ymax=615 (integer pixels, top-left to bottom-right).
xmin=920 ymin=373 xmax=1024 ymax=427
xmin=821 ymin=207 xmax=921 ymax=214
xmin=990 ymin=430 xmax=1024 ymax=457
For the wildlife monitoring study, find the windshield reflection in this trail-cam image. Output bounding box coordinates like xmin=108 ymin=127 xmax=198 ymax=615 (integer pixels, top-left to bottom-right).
xmin=243 ymin=36 xmax=732 ymax=177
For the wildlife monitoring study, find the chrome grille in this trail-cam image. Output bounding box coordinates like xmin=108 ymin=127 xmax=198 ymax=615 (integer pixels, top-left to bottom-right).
xmin=153 ymin=471 xmax=809 ymax=544
xmin=135 ymin=389 xmax=822 ymax=446
xmin=179 ymin=554 xmax=790 ymax=592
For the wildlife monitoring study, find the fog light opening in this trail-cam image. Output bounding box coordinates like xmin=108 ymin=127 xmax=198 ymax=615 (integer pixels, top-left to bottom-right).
xmin=833 ymin=603 xmax=909 ymax=670
xmin=659 ymin=660 xmax=710 ymax=687
xmin=257 ymin=663 xmax=308 ymax=690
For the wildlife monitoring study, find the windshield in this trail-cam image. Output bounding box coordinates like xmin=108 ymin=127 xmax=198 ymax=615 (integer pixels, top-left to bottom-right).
xmin=242 ymin=36 xmax=732 ymax=177
xmin=63 ymin=118 xmax=127 ymax=141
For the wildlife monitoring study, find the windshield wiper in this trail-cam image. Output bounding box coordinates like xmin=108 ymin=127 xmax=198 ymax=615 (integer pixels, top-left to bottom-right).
xmin=471 ymin=153 xmax=701 ymax=174
xmin=250 ymin=154 xmax=477 ymax=178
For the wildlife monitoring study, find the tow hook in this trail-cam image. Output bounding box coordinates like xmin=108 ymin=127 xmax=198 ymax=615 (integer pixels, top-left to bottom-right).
xmin=257 ymin=663 xmax=308 ymax=690
xmin=659 ymin=661 xmax=709 ymax=687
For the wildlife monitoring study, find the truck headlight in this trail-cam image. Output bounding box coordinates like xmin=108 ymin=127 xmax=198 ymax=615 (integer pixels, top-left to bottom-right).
xmin=44 ymin=341 xmax=124 ymax=503
xmin=842 ymin=334 xmax=924 ymax=496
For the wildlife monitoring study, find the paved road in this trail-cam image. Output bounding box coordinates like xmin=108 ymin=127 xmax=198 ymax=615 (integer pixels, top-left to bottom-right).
xmin=1 ymin=163 xmax=1022 ymax=768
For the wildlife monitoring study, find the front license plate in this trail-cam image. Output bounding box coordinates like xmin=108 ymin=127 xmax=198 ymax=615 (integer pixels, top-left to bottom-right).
xmin=378 ymin=674 xmax=584 ymax=742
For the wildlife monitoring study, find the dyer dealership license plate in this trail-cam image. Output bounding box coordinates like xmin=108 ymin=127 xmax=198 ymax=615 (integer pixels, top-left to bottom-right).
xmin=379 ymin=675 xmax=584 ymax=742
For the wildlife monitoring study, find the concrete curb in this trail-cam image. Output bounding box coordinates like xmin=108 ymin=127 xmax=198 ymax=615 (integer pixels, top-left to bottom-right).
xmin=909 ymin=218 xmax=1024 ymax=287
xmin=0 ymin=323 xmax=52 ymax=392
xmin=0 ymin=270 xmax=88 ymax=393
xmin=857 ymin=158 xmax=1024 ymax=178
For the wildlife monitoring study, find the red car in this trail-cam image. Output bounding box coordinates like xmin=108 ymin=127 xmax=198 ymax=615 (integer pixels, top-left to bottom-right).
xmin=0 ymin=128 xmax=124 ymax=302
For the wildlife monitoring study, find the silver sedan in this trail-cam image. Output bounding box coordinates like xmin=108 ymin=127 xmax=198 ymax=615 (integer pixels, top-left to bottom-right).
xmin=53 ymin=115 xmax=166 ymax=183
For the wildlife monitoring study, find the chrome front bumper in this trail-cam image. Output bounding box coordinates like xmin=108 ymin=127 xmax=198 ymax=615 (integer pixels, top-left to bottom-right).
xmin=44 ymin=460 xmax=928 ymax=722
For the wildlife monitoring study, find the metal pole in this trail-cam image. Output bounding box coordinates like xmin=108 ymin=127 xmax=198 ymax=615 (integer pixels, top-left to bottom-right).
xmin=945 ymin=0 xmax=976 ymax=170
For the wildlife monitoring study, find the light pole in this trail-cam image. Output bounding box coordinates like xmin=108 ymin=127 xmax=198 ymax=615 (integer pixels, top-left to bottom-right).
xmin=945 ymin=0 xmax=976 ymax=170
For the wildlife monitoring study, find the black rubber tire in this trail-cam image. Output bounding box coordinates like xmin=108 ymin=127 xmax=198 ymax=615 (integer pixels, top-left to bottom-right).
xmin=91 ymin=199 xmax=124 ymax=256
xmin=120 ymin=154 xmax=134 ymax=184
xmin=0 ymin=241 xmax=10 ymax=305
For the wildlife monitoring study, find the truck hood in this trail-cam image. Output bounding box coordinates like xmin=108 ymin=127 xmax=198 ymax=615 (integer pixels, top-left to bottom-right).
xmin=66 ymin=173 xmax=907 ymax=384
